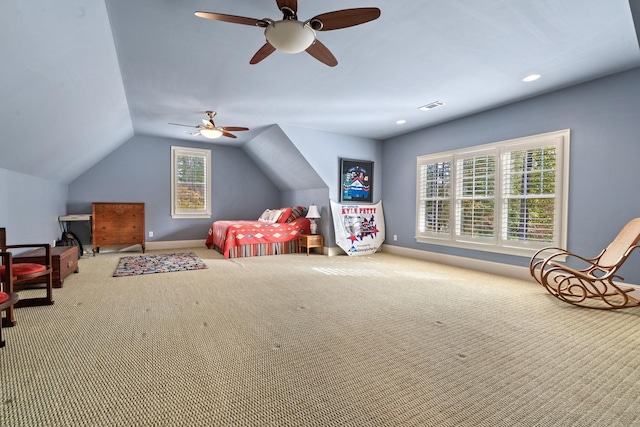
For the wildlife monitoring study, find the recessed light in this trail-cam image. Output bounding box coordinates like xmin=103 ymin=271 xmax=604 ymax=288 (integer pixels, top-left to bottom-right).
xmin=419 ymin=101 xmax=445 ymax=111
xmin=396 ymin=119 xmax=406 ymax=125
xmin=522 ymin=74 xmax=541 ymax=82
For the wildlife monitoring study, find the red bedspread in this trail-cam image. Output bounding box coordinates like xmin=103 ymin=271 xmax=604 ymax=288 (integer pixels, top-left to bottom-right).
xmin=205 ymin=217 xmax=311 ymax=258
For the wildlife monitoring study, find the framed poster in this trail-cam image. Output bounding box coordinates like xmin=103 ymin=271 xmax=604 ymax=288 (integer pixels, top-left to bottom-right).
xmin=340 ymin=159 xmax=373 ymax=202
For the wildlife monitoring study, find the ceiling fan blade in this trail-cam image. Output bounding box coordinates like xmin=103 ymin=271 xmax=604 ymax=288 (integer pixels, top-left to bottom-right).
xmin=276 ymin=0 xmax=298 ymax=14
xmin=169 ymin=123 xmax=199 ymax=128
xmin=221 ymin=131 xmax=238 ymax=139
xmin=250 ymin=43 xmax=276 ymax=64
xmin=306 ymin=40 xmax=338 ymax=67
xmin=220 ymin=127 xmax=249 ymax=132
xmin=311 ymin=8 xmax=381 ymax=31
xmin=194 ymin=12 xmax=265 ymax=27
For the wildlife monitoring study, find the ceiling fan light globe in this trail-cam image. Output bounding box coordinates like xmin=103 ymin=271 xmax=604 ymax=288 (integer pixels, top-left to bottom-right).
xmin=264 ymin=20 xmax=315 ymax=54
xmin=199 ymin=128 xmax=223 ymax=139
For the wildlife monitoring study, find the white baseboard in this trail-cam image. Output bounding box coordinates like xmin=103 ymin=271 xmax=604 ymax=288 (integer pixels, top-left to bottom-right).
xmin=326 ymin=246 xmax=345 ymax=256
xmin=380 ymin=244 xmax=532 ymax=281
xmin=146 ymin=240 xmax=206 ymax=251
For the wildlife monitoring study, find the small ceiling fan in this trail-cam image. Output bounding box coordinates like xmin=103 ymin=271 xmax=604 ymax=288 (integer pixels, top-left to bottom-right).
xmin=195 ymin=0 xmax=381 ymax=67
xmin=169 ymin=111 xmax=249 ymax=139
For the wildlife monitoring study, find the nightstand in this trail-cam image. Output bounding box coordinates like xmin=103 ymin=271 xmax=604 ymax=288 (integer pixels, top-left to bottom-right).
xmin=299 ymin=234 xmax=323 ymax=256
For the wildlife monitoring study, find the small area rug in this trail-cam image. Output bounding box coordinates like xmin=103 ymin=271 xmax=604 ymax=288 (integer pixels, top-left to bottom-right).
xmin=113 ymin=252 xmax=208 ymax=277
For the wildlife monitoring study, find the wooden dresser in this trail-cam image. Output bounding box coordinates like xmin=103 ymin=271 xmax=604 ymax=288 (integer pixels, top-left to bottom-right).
xmin=92 ymin=202 xmax=145 ymax=255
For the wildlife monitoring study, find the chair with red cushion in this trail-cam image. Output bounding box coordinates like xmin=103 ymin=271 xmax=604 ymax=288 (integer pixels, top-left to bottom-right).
xmin=0 ymin=289 xmax=19 ymax=347
xmin=0 ymin=228 xmax=54 ymax=327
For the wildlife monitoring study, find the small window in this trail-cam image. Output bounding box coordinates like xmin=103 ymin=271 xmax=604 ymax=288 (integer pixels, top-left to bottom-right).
xmin=171 ymin=146 xmax=211 ymax=219
xmin=416 ymin=130 xmax=570 ymax=257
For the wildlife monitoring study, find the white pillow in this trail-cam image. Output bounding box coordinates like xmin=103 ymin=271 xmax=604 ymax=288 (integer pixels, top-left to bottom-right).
xmin=258 ymin=209 xmax=285 ymax=223
xmin=268 ymin=208 xmax=285 ymax=223
xmin=258 ymin=209 xmax=272 ymax=222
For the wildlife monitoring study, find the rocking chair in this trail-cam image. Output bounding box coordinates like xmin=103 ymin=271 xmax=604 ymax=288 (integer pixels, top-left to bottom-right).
xmin=529 ymin=218 xmax=640 ymax=310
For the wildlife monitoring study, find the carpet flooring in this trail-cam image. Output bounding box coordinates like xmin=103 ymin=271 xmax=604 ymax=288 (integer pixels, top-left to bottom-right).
xmin=2 ymin=248 xmax=640 ymax=426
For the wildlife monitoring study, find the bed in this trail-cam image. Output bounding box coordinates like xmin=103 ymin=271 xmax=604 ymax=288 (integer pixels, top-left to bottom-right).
xmin=205 ymin=206 xmax=311 ymax=258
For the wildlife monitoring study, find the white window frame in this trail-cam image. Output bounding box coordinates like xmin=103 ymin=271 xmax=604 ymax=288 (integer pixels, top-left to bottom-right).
xmin=171 ymin=146 xmax=212 ymax=219
xmin=415 ymin=129 xmax=570 ymax=257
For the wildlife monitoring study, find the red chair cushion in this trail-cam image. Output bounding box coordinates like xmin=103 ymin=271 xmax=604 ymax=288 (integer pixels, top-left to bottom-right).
xmin=0 ymin=291 xmax=8 ymax=304
xmin=0 ymin=263 xmax=46 ymax=277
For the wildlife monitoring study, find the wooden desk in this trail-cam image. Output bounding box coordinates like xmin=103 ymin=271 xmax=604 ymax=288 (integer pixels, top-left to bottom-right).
xmin=299 ymin=234 xmax=323 ymax=255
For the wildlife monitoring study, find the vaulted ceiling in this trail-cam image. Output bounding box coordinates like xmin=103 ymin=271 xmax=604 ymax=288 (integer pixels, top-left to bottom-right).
xmin=2 ymin=0 xmax=639 ymax=184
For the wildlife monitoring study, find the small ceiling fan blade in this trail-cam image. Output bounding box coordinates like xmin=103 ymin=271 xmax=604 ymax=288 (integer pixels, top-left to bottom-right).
xmin=220 ymin=127 xmax=249 ymax=132
xmin=306 ymin=40 xmax=338 ymax=67
xmin=221 ymin=131 xmax=238 ymax=139
xmin=276 ymin=0 xmax=298 ymax=14
xmin=194 ymin=12 xmax=265 ymax=27
xmin=250 ymin=43 xmax=276 ymax=64
xmin=169 ymin=123 xmax=199 ymax=128
xmin=311 ymin=8 xmax=381 ymax=31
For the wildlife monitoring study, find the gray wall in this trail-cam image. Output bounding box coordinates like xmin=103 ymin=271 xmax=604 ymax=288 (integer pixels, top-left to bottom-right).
xmin=0 ymin=168 xmax=68 ymax=246
xmin=11 ymin=66 xmax=636 ymax=281
xmin=243 ymin=125 xmax=331 ymax=241
xmin=281 ymin=125 xmax=382 ymax=248
xmin=68 ymin=134 xmax=281 ymax=244
xmin=66 ymin=126 xmax=382 ymax=251
xmin=381 ymin=67 xmax=640 ymax=281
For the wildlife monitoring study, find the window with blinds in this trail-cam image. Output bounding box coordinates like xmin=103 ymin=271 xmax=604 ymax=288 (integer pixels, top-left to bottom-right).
xmin=415 ymin=130 xmax=569 ymax=257
xmin=456 ymin=153 xmax=496 ymax=239
xmin=417 ymin=160 xmax=451 ymax=236
xmin=502 ymin=145 xmax=556 ymax=244
xmin=171 ymin=146 xmax=212 ymax=219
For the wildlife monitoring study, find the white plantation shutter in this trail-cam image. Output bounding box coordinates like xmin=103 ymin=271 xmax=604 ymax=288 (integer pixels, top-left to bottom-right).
xmin=417 ymin=158 xmax=452 ymax=238
xmin=500 ymin=136 xmax=565 ymax=249
xmin=416 ymin=130 xmax=569 ymax=257
xmin=171 ymin=146 xmax=212 ymax=219
xmin=455 ymin=152 xmax=496 ymax=241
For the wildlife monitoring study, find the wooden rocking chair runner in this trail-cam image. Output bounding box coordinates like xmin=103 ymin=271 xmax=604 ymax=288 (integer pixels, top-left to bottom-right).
xmin=529 ymin=218 xmax=640 ymax=310
xmin=0 ymin=228 xmax=54 ymax=327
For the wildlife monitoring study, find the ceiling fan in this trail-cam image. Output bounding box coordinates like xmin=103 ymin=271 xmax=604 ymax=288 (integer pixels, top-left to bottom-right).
xmin=169 ymin=111 xmax=249 ymax=139
xmin=195 ymin=0 xmax=381 ymax=67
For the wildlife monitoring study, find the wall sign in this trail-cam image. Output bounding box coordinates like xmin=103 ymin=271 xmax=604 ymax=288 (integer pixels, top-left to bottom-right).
xmin=330 ymin=200 xmax=385 ymax=256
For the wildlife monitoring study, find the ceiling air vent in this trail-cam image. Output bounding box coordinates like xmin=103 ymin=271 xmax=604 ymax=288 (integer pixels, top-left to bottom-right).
xmin=418 ymin=101 xmax=445 ymax=111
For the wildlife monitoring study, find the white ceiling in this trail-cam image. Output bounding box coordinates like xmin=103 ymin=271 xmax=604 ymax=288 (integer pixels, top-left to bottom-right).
xmin=2 ymin=0 xmax=640 ymax=183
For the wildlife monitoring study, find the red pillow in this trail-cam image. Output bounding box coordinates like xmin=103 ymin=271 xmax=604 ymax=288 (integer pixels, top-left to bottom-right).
xmin=284 ymin=206 xmax=307 ymax=222
xmin=277 ymin=207 xmax=293 ymax=223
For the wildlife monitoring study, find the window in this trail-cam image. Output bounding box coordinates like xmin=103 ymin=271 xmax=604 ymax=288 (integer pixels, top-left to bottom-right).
xmin=171 ymin=146 xmax=211 ymax=219
xmin=416 ymin=130 xmax=570 ymax=257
